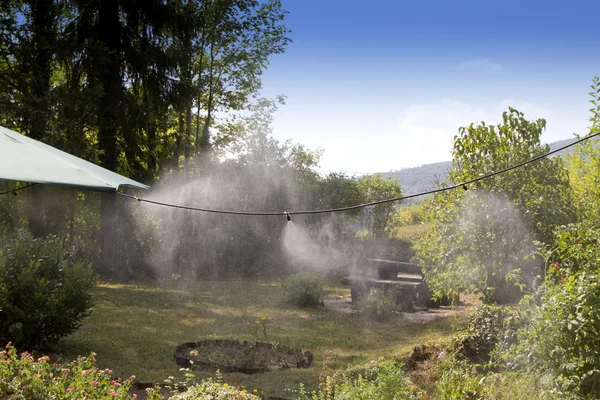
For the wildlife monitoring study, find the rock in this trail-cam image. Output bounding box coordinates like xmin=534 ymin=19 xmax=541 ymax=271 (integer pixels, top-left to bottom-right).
xmin=437 ymin=351 xmax=447 ymax=361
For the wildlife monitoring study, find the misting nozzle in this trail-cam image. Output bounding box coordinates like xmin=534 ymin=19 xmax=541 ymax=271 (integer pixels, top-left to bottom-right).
xmin=285 ymin=212 xmax=291 ymax=222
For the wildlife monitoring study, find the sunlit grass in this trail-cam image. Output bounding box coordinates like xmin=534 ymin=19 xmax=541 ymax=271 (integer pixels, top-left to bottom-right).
xmin=55 ymin=280 xmax=471 ymax=398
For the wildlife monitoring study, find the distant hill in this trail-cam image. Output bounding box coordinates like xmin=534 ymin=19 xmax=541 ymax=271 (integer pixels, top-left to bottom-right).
xmin=382 ymin=137 xmax=581 ymax=198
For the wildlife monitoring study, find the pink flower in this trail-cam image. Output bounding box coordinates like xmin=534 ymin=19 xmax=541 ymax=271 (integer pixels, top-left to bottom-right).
xmin=5 ymin=342 xmax=12 ymax=349
xmin=104 ymin=368 xmax=113 ymax=374
xmin=129 ymin=375 xmax=136 ymax=380
xmin=92 ymin=381 xmax=99 ymax=386
xmin=111 ymin=380 xmax=120 ymax=387
xmin=67 ymin=387 xmax=74 ymax=393
xmin=132 ymin=395 xmax=138 ymax=400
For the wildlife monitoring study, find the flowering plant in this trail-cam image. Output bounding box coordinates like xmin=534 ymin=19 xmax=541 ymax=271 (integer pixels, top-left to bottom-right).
xmin=0 ymin=342 xmax=150 ymax=399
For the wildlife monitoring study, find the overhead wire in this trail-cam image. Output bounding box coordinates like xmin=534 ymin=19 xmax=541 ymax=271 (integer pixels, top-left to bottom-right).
xmin=0 ymin=183 xmax=38 ymax=196
xmin=115 ymin=131 xmax=600 ymax=217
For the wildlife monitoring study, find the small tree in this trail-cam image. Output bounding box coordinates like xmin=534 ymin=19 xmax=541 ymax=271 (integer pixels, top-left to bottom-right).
xmin=357 ymin=174 xmax=403 ymax=237
xmin=416 ymin=108 xmax=573 ymax=303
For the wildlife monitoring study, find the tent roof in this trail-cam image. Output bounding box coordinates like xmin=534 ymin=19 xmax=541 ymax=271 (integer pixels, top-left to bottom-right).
xmin=0 ymin=126 xmax=149 ymax=192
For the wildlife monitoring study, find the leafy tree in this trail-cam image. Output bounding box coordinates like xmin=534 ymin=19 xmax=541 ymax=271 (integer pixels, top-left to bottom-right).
xmin=194 ymin=0 xmax=291 ymax=152
xmin=416 ymin=108 xmax=574 ymax=303
xmin=356 ymin=174 xmax=403 ymax=237
xmin=0 ymin=1 xmax=290 ymax=279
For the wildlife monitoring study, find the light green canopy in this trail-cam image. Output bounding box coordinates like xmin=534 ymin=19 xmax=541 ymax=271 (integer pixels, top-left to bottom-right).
xmin=0 ymin=125 xmax=149 ymax=192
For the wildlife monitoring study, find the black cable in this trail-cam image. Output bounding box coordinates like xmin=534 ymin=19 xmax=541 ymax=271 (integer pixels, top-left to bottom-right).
xmin=0 ymin=183 xmax=38 ymax=196
xmin=112 ymin=131 xmax=595 ymax=216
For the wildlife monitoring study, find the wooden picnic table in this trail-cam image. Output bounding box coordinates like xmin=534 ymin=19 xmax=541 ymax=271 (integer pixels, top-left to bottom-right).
xmin=341 ymin=259 xmax=452 ymax=310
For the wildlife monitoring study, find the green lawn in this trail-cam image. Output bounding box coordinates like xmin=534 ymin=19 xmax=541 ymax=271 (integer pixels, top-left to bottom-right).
xmin=54 ymin=280 xmax=470 ymax=398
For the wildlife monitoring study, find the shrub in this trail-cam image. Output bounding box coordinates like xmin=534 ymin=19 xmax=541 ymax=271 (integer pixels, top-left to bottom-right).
xmin=299 ymin=360 xmax=420 ymax=400
xmin=352 ymin=289 xmax=400 ymax=322
xmin=0 ymin=230 xmax=95 ymax=349
xmin=436 ymin=360 xmax=560 ymax=400
xmin=516 ymin=224 xmax=600 ymax=397
xmin=453 ymin=304 xmax=522 ymax=365
xmin=168 ymin=379 xmax=261 ymax=400
xmin=281 ymin=273 xmax=324 ymax=307
xmin=0 ymin=343 xmax=141 ymax=399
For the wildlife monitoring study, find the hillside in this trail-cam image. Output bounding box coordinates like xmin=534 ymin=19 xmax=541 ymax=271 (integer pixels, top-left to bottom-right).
xmin=384 ymin=137 xmax=580 ymax=197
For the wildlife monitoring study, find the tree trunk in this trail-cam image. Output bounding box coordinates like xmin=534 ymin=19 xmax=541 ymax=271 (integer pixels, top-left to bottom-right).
xmin=26 ymin=0 xmax=55 ymax=238
xmin=97 ymin=0 xmax=123 ymax=279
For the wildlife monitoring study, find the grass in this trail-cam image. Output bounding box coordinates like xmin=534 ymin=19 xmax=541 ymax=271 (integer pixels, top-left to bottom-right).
xmin=53 ymin=280 xmax=472 ymax=398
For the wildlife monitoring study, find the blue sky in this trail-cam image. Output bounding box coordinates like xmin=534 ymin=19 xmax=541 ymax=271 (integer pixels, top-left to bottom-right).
xmin=259 ymin=0 xmax=600 ymax=173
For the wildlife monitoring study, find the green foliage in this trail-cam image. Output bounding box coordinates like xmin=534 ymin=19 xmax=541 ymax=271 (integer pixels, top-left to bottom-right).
xmin=435 ymin=359 xmax=487 ymax=400
xmin=386 ymin=202 xmax=429 ymax=228
xmin=566 ymin=76 xmax=600 ymax=225
xmin=453 ymin=304 xmax=522 ymax=365
xmin=299 ymin=360 xmax=419 ymax=400
xmin=0 ymin=0 xmax=291 ymax=278
xmin=356 ymin=174 xmax=403 ymax=237
xmin=168 ymin=378 xmax=261 ymax=400
xmin=0 ymin=344 xmax=140 ymax=399
xmin=436 ymin=359 xmax=560 ymax=400
xmin=281 ymin=274 xmax=324 ymax=307
xmin=589 ymin=76 xmax=600 ymax=133
xmin=0 ymin=230 xmax=95 ymax=349
xmin=515 ymin=224 xmax=600 ymax=397
xmin=385 ymin=201 xmax=432 ymax=245
xmin=416 ymin=108 xmax=573 ymax=303
xmin=352 ymin=289 xmax=400 ymax=322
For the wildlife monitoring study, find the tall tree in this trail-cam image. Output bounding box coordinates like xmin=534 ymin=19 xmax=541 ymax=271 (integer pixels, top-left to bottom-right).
xmin=194 ymin=0 xmax=290 ymax=153
xmin=65 ymin=0 xmax=172 ymax=275
xmin=415 ymin=108 xmax=574 ymax=303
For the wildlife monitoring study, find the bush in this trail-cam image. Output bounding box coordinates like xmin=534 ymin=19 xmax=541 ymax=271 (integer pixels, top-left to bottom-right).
xmin=169 ymin=379 xmax=261 ymax=400
xmin=516 ymin=224 xmax=600 ymax=397
xmin=436 ymin=360 xmax=560 ymax=400
xmin=453 ymin=304 xmax=522 ymax=365
xmin=281 ymin=273 xmax=324 ymax=307
xmin=0 ymin=343 xmax=141 ymax=399
xmin=0 ymin=230 xmax=95 ymax=349
xmin=299 ymin=360 xmax=420 ymax=400
xmin=352 ymin=289 xmax=400 ymax=322
xmin=0 ymin=343 xmax=257 ymax=400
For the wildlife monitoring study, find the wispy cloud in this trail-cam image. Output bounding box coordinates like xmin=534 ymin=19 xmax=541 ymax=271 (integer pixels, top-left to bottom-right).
xmin=457 ymin=59 xmax=506 ymax=75
xmin=392 ymin=99 xmax=551 ymax=167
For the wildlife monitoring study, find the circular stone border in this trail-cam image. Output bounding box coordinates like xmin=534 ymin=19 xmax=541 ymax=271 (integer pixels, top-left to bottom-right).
xmin=174 ymin=339 xmax=313 ymax=374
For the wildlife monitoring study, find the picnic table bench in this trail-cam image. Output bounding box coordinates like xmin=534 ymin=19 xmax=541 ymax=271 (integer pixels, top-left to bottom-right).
xmin=341 ymin=259 xmax=452 ymax=311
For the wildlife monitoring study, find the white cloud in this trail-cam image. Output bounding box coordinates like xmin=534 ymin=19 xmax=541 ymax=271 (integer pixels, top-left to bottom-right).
xmin=273 ymin=98 xmax=563 ymax=173
xmin=390 ymin=99 xmax=553 ymax=168
xmin=457 ymin=59 xmax=506 ymax=75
